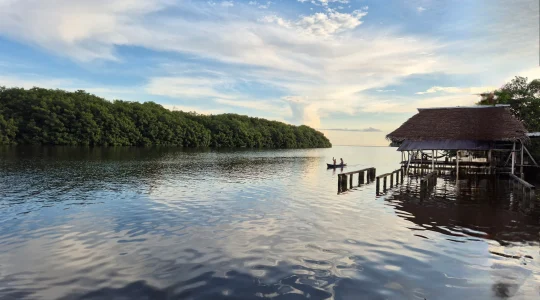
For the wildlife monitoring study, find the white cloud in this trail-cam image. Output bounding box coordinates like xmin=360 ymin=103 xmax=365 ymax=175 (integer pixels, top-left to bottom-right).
xmin=145 ymin=76 xmax=237 ymax=100
xmin=215 ymin=98 xmax=286 ymax=112
xmin=261 ymin=10 xmax=367 ymax=36
xmin=417 ymin=6 xmax=426 ymax=13
xmin=221 ymin=1 xmax=234 ymax=7
xmin=310 ymin=0 xmax=349 ymax=7
xmin=415 ymin=86 xmax=496 ymax=95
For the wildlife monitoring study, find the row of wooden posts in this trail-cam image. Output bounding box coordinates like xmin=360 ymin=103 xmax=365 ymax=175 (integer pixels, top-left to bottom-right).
xmin=338 ymin=168 xmax=376 ymax=193
xmin=375 ymin=168 xmax=404 ymax=195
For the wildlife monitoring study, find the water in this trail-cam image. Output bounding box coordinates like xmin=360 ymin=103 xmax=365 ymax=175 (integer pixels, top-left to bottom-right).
xmin=0 ymin=146 xmax=539 ymax=299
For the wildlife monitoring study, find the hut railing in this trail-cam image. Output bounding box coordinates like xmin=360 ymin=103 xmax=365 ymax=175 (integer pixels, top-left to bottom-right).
xmin=376 ymin=168 xmax=404 ymax=195
xmin=508 ymin=174 xmax=537 ymax=211
xmin=338 ymin=168 xmax=376 ymax=193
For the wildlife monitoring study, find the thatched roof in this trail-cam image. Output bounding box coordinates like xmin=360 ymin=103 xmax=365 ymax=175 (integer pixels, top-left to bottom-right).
xmin=387 ymin=106 xmax=528 ymax=142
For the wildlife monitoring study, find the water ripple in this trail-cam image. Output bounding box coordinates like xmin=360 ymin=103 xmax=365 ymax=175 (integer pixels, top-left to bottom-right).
xmin=0 ymin=146 xmax=539 ymax=299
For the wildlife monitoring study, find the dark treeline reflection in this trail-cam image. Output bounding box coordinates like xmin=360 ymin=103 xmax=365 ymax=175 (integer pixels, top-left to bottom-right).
xmin=0 ymin=147 xmax=320 ymax=210
xmin=386 ymin=174 xmax=540 ymax=244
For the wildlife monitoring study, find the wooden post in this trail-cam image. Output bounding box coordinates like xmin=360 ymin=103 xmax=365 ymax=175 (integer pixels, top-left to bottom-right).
xmin=520 ymin=141 xmax=524 ymax=179
xmin=401 ymin=168 xmax=404 ymax=183
xmin=390 ymin=173 xmax=394 ymax=188
xmin=420 ymin=151 xmax=423 ymax=174
xmin=531 ymin=188 xmax=536 ymax=210
xmin=383 ymin=176 xmax=387 ymax=192
xmin=338 ymin=174 xmax=341 ymax=192
xmin=376 ymin=177 xmax=380 ymax=194
xmin=349 ymin=174 xmax=353 ymax=189
xmin=488 ymin=149 xmax=492 ymax=175
xmin=359 ymin=171 xmax=364 ymax=185
xmin=456 ymin=150 xmax=460 ymax=182
xmin=405 ymin=151 xmax=413 ymax=175
xmin=435 ymin=150 xmax=438 ymax=174
xmin=511 ymin=142 xmax=516 ymax=175
xmin=431 ymin=150 xmax=435 ymax=171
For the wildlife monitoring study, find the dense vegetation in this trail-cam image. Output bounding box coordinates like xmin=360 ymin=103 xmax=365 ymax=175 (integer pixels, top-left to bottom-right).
xmin=477 ymin=76 xmax=540 ymax=159
xmin=0 ymin=87 xmax=331 ymax=148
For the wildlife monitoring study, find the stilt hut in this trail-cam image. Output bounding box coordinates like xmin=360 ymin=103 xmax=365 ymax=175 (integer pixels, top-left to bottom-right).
xmin=386 ymin=105 xmax=533 ymax=176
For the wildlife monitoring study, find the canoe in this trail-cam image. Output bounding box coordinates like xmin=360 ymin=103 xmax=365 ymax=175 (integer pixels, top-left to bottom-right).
xmin=327 ymin=163 xmax=346 ymax=168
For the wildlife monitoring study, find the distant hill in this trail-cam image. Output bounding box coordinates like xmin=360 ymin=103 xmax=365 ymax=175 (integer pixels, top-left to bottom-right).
xmin=0 ymin=86 xmax=331 ymax=148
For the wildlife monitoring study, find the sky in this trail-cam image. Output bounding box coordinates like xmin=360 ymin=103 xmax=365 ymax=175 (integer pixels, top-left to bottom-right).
xmin=0 ymin=0 xmax=539 ymax=146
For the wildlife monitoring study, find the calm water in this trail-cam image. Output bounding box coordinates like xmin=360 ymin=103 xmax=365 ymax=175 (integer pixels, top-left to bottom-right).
xmin=0 ymin=146 xmax=539 ymax=300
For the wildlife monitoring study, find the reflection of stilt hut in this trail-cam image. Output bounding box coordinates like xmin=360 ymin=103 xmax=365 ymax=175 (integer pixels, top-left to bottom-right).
xmin=386 ymin=105 xmax=535 ymax=177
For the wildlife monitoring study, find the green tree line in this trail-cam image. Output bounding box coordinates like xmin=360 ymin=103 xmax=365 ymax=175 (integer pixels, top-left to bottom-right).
xmin=0 ymin=87 xmax=331 ymax=148
xmin=477 ymin=76 xmax=540 ymax=159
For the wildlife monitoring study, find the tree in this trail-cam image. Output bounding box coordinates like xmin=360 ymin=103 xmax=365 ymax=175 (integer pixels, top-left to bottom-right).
xmin=477 ymin=76 xmax=540 ymax=160
xmin=0 ymin=86 xmax=332 ymax=149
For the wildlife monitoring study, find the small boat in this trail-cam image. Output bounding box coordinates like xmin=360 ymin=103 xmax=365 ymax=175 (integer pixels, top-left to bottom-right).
xmin=327 ymin=163 xmax=346 ymax=168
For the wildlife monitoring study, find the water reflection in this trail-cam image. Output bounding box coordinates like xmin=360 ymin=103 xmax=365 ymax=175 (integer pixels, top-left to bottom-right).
xmin=1 ymin=146 xmax=539 ymax=299
xmin=386 ymin=174 xmax=540 ymax=244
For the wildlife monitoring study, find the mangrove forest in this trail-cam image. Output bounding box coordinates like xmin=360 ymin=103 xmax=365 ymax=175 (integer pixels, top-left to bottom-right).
xmin=0 ymin=87 xmax=332 ymax=148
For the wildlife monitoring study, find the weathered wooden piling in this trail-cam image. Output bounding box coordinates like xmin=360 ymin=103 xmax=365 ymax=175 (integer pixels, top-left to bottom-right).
xmin=338 ymin=167 xmax=376 ymax=194
xmin=375 ymin=168 xmax=405 ymax=195
xmin=419 ymin=171 xmax=437 ymax=199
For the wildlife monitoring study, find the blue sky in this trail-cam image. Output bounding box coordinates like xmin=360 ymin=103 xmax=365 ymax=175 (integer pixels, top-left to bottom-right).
xmin=0 ymin=0 xmax=538 ymax=145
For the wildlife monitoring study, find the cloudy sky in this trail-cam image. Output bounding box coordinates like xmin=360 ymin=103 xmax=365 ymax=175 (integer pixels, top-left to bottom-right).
xmin=0 ymin=0 xmax=538 ymax=145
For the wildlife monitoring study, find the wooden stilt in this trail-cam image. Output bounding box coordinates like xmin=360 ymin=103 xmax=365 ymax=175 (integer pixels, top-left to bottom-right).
xmin=406 ymin=151 xmax=413 ymax=175
xmin=488 ymin=149 xmax=492 ymax=175
xmin=511 ymin=142 xmax=516 ymax=175
xmin=520 ymin=141 xmax=524 ymax=179
xmin=431 ymin=150 xmax=435 ymax=171
xmin=456 ymin=150 xmax=460 ymax=182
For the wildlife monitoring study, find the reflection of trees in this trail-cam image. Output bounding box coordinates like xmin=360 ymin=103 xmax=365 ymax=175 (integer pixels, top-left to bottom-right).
xmin=0 ymin=147 xmax=318 ymax=209
xmin=387 ymin=175 xmax=540 ymax=243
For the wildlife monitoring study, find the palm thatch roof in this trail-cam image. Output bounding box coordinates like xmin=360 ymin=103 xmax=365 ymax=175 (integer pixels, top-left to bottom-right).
xmin=387 ymin=106 xmax=528 ymax=143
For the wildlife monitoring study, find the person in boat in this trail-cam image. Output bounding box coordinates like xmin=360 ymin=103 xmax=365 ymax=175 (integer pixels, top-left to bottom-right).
xmin=333 ymin=157 xmax=337 ymax=165
xmin=340 ymin=158 xmax=344 ymax=165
